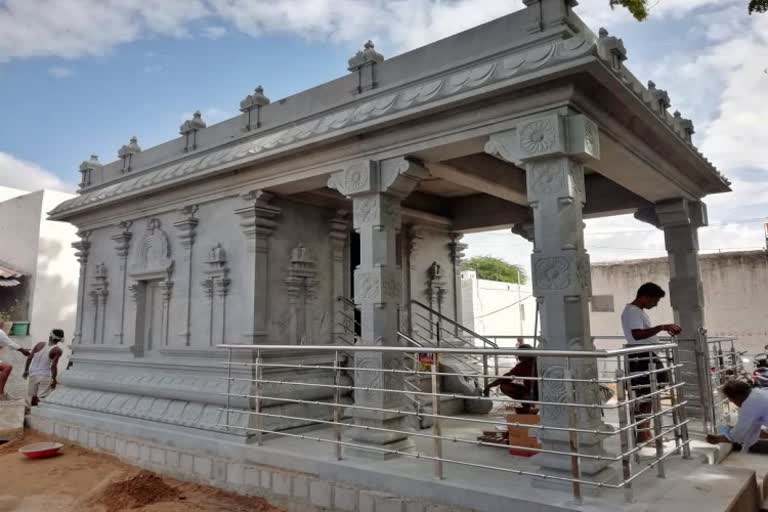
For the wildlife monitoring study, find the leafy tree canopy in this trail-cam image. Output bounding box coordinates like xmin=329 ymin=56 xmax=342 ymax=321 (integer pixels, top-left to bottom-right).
xmin=462 ymin=256 xmax=528 ymax=285
xmin=610 ymin=0 xmax=766 ymax=20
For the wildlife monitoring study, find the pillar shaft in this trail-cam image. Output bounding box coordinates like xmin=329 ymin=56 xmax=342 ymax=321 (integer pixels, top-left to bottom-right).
xmin=328 ymin=158 xmax=426 ymax=456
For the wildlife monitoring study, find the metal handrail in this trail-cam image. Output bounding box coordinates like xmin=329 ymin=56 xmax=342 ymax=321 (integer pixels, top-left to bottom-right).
xmin=410 ymin=299 xmax=499 ymax=349
xmin=218 ymin=340 xmax=690 ymax=503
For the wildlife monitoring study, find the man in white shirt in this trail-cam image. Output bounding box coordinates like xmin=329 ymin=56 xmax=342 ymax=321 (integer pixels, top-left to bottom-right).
xmin=621 ymin=282 xmax=682 ymax=442
xmin=0 ymin=320 xmax=31 ymax=400
xmin=707 ymin=380 xmax=768 ymax=450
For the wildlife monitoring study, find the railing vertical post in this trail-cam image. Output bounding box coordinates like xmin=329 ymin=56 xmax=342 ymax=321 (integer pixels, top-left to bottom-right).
xmin=673 ymin=345 xmax=691 ymax=459
xmin=564 ymin=358 xmax=582 ymax=504
xmin=431 ymin=351 xmax=444 ymax=480
xmin=482 ymin=354 xmax=489 ymax=393
xmin=615 ymin=359 xmax=633 ymax=503
xmin=665 ymin=347 xmax=682 ymax=455
xmin=624 ymin=353 xmax=641 ymax=464
xmin=649 ymin=366 xmax=665 ymax=478
xmin=333 ymin=349 xmax=342 ymax=460
xmin=255 ymin=348 xmax=263 ymax=447
xmin=225 ymin=348 xmax=232 ymax=431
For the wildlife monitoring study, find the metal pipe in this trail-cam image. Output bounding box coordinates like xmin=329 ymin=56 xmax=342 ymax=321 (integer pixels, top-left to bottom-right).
xmin=225 ymin=348 xmax=232 ymax=431
xmin=615 ymin=363 xmax=633 ymax=503
xmin=333 ymin=350 xmax=342 ymax=461
xmin=649 ymin=368 xmax=665 ymax=478
xmin=432 ymin=352 xmax=443 ymax=479
xmin=255 ymin=349 xmax=263 ymax=446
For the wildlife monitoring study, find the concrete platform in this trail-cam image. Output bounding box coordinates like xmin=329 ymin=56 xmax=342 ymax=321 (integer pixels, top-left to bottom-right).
xmin=29 ymin=403 xmax=760 ymax=512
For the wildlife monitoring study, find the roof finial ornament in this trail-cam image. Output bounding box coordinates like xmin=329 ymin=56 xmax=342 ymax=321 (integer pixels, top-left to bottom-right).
xmin=672 ymin=110 xmax=695 ymax=143
xmin=180 ymin=110 xmax=207 ymax=152
xmin=348 ymin=40 xmax=384 ymax=94
xmin=78 ymin=154 xmax=102 ymax=190
xmin=596 ymin=27 xmax=627 ymax=71
xmin=240 ymin=85 xmax=271 ymax=131
xmin=118 ymin=136 xmax=141 ymax=173
xmin=646 ymin=80 xmax=671 ymax=112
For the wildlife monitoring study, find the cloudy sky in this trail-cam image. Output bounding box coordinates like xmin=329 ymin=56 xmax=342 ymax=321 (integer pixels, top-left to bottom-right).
xmin=0 ymin=0 xmax=766 ymax=268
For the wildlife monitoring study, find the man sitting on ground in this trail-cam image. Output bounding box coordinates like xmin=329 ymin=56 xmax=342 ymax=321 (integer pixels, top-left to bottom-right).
xmin=22 ymin=329 xmax=64 ymax=406
xmin=706 ymin=380 xmax=768 ymax=450
xmin=0 ymin=320 xmax=30 ymax=400
xmin=483 ymin=344 xmax=538 ymax=413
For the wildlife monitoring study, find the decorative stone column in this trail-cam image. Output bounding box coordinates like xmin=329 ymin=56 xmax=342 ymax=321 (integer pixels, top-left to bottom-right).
xmin=486 ymin=111 xmax=612 ymax=486
xmin=637 ymin=198 xmax=710 ymax=418
xmin=329 ymin=211 xmax=352 ymax=345
xmin=328 ymin=157 xmax=427 ymax=456
xmin=448 ymin=232 xmax=467 ymax=335
xmin=234 ymin=191 xmax=280 ymax=344
xmin=399 ymin=225 xmax=415 ymax=335
xmin=202 ymin=244 xmax=231 ymax=347
xmin=90 ymin=263 xmax=109 ymax=345
xmin=112 ymin=221 xmax=132 ymax=344
xmin=72 ymin=231 xmax=91 ymax=344
xmin=173 ymin=205 xmax=199 ymax=346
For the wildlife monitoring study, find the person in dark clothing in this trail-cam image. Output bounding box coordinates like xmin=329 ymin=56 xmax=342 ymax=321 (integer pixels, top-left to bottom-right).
xmin=483 ymin=344 xmax=538 ymax=413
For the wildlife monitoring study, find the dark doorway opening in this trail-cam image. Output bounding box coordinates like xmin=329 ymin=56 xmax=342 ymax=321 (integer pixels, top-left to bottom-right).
xmin=350 ymin=231 xmax=361 ymax=338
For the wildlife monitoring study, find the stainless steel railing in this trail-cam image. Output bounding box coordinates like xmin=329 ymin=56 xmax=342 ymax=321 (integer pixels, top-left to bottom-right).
xmin=217 ymin=342 xmax=690 ymax=503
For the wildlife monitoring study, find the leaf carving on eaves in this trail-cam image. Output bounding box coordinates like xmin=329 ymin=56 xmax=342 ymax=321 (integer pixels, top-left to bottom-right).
xmin=52 ymin=37 xmax=597 ymax=216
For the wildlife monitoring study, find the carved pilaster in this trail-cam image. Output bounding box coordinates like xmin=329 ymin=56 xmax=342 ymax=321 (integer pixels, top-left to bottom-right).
xmin=173 ymin=205 xmax=199 ymax=346
xmin=327 ymin=157 xmax=427 ymax=456
xmin=235 ymin=191 xmax=280 ymax=344
xmin=72 ymin=231 xmax=91 ymax=344
xmin=285 ymin=243 xmax=318 ymax=345
xmin=111 ymin=221 xmax=132 ymax=344
xmin=90 ymin=263 xmax=109 ymax=345
xmin=202 ymin=244 xmax=230 ymax=347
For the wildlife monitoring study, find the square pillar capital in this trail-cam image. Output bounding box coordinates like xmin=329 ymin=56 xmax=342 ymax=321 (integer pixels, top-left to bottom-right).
xmin=328 ymin=157 xmax=428 ymax=200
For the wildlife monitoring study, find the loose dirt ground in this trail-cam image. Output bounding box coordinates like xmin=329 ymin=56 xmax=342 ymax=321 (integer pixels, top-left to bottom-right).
xmin=0 ymin=430 xmax=284 ymax=512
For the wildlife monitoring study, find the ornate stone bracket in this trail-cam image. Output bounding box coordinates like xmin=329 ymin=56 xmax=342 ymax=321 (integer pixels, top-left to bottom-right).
xmin=285 ymin=243 xmax=318 ymax=345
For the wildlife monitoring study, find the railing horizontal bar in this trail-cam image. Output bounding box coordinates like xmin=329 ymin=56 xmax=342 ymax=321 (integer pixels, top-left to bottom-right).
xmin=218 ymin=343 xmax=678 ymax=358
xmin=622 ymin=439 xmax=693 ymax=485
xmin=222 ymin=391 xmax=643 ymax=436
xmin=217 ymin=423 xmax=615 ymax=488
xmin=219 ymin=407 xmax=623 ymax=462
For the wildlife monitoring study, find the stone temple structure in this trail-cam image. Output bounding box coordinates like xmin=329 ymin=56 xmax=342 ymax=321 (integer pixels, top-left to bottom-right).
xmin=36 ymin=1 xmax=743 ymax=510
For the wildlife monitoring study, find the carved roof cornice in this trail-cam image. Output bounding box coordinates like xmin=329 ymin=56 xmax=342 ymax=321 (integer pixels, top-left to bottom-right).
xmin=49 ymin=28 xmax=727 ymax=219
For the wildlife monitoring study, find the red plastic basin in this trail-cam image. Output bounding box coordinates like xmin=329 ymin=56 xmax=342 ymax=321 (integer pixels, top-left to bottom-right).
xmin=19 ymin=442 xmax=63 ymax=459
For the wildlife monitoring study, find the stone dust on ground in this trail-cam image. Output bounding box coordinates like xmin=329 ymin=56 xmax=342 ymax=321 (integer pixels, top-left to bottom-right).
xmin=0 ymin=429 xmax=284 ymax=512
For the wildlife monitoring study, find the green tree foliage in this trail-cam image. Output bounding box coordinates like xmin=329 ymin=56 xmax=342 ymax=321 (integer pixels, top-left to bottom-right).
xmin=462 ymin=256 xmax=528 ymax=285
xmin=611 ymin=0 xmax=765 ymax=19
xmin=749 ymin=0 xmax=768 ymax=14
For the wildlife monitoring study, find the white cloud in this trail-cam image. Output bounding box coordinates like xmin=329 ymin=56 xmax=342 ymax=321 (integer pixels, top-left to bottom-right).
xmin=48 ymin=66 xmax=74 ymax=78
xmin=0 ymin=152 xmax=75 ymax=193
xmin=0 ymin=0 xmax=209 ymax=62
xmin=202 ymin=25 xmax=227 ymax=40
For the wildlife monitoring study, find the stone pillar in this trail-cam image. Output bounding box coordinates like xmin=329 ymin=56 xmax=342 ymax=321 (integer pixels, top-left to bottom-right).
xmin=655 ymin=199 xmax=710 ymax=418
xmin=72 ymin=231 xmax=91 ymax=344
xmin=329 ymin=210 xmax=351 ymax=345
xmin=234 ymin=191 xmax=280 ymax=344
xmin=448 ymin=233 xmax=466 ymax=334
xmin=173 ymin=205 xmax=199 ymax=346
xmin=328 ymin=158 xmax=427 ymax=456
xmin=111 ymin=222 xmax=132 ymax=344
xmin=399 ymin=225 xmax=415 ymax=335
xmin=486 ymin=112 xmax=611 ymax=486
